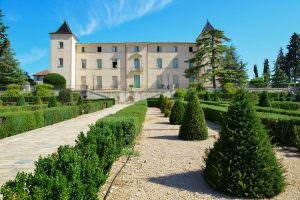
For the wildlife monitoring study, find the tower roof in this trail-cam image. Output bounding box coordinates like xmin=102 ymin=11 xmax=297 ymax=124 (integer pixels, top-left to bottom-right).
xmin=201 ymin=20 xmax=214 ymax=34
xmin=50 ymin=21 xmax=78 ymax=40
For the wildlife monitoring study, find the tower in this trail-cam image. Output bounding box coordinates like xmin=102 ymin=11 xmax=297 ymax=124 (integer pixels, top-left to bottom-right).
xmin=50 ymin=21 xmax=77 ymax=89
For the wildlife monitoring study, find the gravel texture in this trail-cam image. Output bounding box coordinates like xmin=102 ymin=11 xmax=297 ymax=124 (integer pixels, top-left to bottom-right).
xmin=99 ymin=107 xmax=300 ymax=200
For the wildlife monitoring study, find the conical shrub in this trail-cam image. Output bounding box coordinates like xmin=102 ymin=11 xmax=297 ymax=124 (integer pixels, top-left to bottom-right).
xmin=159 ymin=94 xmax=164 ymax=113
xmin=258 ymin=91 xmax=270 ymax=107
xmin=17 ymin=95 xmax=26 ymax=106
xmin=204 ymin=90 xmax=285 ymax=198
xmin=48 ymin=96 xmax=57 ymax=108
xmin=36 ymin=96 xmax=43 ymax=105
xmin=179 ymin=91 xmax=207 ymax=140
xmin=204 ymin=92 xmax=211 ymax=101
xmin=169 ymin=100 xmax=185 ymax=125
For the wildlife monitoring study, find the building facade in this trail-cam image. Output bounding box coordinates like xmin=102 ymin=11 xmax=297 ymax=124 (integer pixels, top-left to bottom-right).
xmin=50 ymin=22 xmax=214 ymax=92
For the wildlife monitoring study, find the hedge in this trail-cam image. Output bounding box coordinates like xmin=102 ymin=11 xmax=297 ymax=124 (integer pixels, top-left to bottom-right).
xmin=270 ymin=101 xmax=300 ymax=110
xmin=0 ymin=96 xmax=52 ymax=105
xmin=0 ymin=101 xmax=147 ymax=199
xmin=0 ymin=105 xmax=47 ymax=113
xmin=0 ymin=99 xmax=115 ymax=139
xmin=200 ymin=103 xmax=300 ymax=148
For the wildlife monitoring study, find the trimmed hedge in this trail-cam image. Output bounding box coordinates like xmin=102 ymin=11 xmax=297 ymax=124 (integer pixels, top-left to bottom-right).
xmin=0 ymin=96 xmax=52 ymax=105
xmin=0 ymin=101 xmax=147 ymax=199
xmin=0 ymin=105 xmax=47 ymax=113
xmin=0 ymin=99 xmax=115 ymax=139
xmin=270 ymin=101 xmax=300 ymax=110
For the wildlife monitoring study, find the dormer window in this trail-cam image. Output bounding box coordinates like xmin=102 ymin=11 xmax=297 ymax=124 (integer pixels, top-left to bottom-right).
xmin=59 ymin=42 xmax=64 ymax=49
xmin=82 ymin=47 xmax=86 ymax=52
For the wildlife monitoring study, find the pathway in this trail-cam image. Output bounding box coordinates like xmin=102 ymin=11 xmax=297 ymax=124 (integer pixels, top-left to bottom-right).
xmin=0 ymin=104 xmax=129 ymax=187
xmin=100 ymin=107 xmax=300 ymax=200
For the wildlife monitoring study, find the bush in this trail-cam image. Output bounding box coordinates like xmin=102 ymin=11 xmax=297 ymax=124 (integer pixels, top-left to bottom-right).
xmin=58 ymin=89 xmax=73 ymax=103
xmin=271 ymin=101 xmax=300 ymax=110
xmin=0 ymin=99 xmax=3 ymax=107
xmin=17 ymin=95 xmax=26 ymax=106
xmin=43 ymin=73 xmax=66 ymax=89
xmin=204 ymin=92 xmax=211 ymax=101
xmin=147 ymin=98 xmax=160 ymax=108
xmin=35 ymin=84 xmax=53 ymax=97
xmin=77 ymin=96 xmax=83 ymax=105
xmin=249 ymin=77 xmax=267 ymax=88
xmin=295 ymin=92 xmax=300 ymax=102
xmin=159 ymin=94 xmax=164 ymax=113
xmin=279 ymin=92 xmax=286 ymax=101
xmin=173 ymin=89 xmax=187 ymax=99
xmin=222 ymin=82 xmax=237 ymax=94
xmin=179 ymin=91 xmax=207 ymax=140
xmin=169 ymin=100 xmax=185 ymax=125
xmin=48 ymin=96 xmax=57 ymax=108
xmin=204 ymin=90 xmax=285 ymax=198
xmin=164 ymin=109 xmax=171 ymax=117
xmin=3 ymin=84 xmax=21 ymax=97
xmin=36 ymin=96 xmax=43 ymax=105
xmin=258 ymin=91 xmax=270 ymax=107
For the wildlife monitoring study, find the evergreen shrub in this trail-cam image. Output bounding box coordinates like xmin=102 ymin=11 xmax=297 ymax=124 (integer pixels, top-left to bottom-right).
xmin=48 ymin=96 xmax=57 ymax=108
xmin=58 ymin=89 xmax=73 ymax=103
xmin=17 ymin=95 xmax=26 ymax=106
xmin=258 ymin=91 xmax=270 ymax=107
xmin=169 ymin=100 xmax=185 ymax=125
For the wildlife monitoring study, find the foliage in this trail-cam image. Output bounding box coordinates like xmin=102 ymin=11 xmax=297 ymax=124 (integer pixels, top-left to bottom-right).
xmin=179 ymin=91 xmax=208 ymax=140
xmin=204 ymin=92 xmax=211 ymax=101
xmin=173 ymin=89 xmax=187 ymax=99
xmin=295 ymin=92 xmax=300 ymax=102
xmin=169 ymin=100 xmax=185 ymax=125
xmin=58 ymin=89 xmax=73 ymax=103
xmin=2 ymin=84 xmax=21 ymax=97
xmin=253 ymin=64 xmax=258 ymax=78
xmin=271 ymin=65 xmax=288 ymax=88
xmin=285 ymin=33 xmax=300 ymax=82
xmin=185 ymin=27 xmax=229 ymax=88
xmin=35 ymin=84 xmax=53 ymax=97
xmin=159 ymin=94 xmax=164 ymax=113
xmin=222 ymin=82 xmax=237 ymax=94
xmin=77 ymin=96 xmax=83 ymax=105
xmin=36 ymin=96 xmax=43 ymax=105
xmin=263 ymin=59 xmax=271 ymax=84
xmin=162 ymin=97 xmax=173 ymax=117
xmin=258 ymin=91 xmax=270 ymax=107
xmin=204 ymin=90 xmax=285 ymax=198
xmin=0 ymin=99 xmax=2 ymax=106
xmin=43 ymin=73 xmax=66 ymax=89
xmin=48 ymin=96 xmax=57 ymax=108
xmin=17 ymin=95 xmax=26 ymax=106
xmin=249 ymin=77 xmax=267 ymax=88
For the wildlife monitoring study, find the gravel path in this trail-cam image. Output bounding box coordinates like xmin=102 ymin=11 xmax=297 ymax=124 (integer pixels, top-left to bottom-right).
xmin=0 ymin=104 xmax=130 ymax=188
xmin=100 ymin=107 xmax=300 ymax=200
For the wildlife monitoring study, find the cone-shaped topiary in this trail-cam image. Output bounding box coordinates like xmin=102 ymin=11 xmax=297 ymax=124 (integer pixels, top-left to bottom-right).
xmin=77 ymin=96 xmax=83 ymax=105
xmin=17 ymin=95 xmax=26 ymax=106
xmin=204 ymin=92 xmax=211 ymax=101
xmin=295 ymin=92 xmax=300 ymax=102
xmin=179 ymin=91 xmax=208 ymax=140
xmin=279 ymin=92 xmax=286 ymax=101
xmin=159 ymin=94 xmax=164 ymax=113
xmin=169 ymin=100 xmax=185 ymax=125
xmin=48 ymin=96 xmax=57 ymax=108
xmin=36 ymin=96 xmax=43 ymax=105
xmin=258 ymin=91 xmax=270 ymax=107
xmin=204 ymin=90 xmax=285 ymax=198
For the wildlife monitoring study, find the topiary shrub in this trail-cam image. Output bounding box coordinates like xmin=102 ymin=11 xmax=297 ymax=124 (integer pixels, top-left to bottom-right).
xmin=77 ymin=96 xmax=83 ymax=105
xmin=58 ymin=89 xmax=73 ymax=103
xmin=204 ymin=92 xmax=211 ymax=101
xmin=0 ymin=99 xmax=3 ymax=107
xmin=258 ymin=91 xmax=270 ymax=107
xmin=162 ymin=97 xmax=173 ymax=117
xmin=17 ymin=95 xmax=26 ymax=106
xmin=43 ymin=73 xmax=66 ymax=89
xmin=169 ymin=100 xmax=185 ymax=125
xmin=204 ymin=90 xmax=285 ymax=198
xmin=36 ymin=96 xmax=43 ymax=105
xmin=159 ymin=94 xmax=164 ymax=113
xmin=48 ymin=96 xmax=57 ymax=108
xmin=184 ymin=88 xmax=197 ymax=101
xmin=163 ymin=109 xmax=171 ymax=117
xmin=222 ymin=82 xmax=237 ymax=94
xmin=173 ymin=89 xmax=187 ymax=99
xmin=279 ymin=92 xmax=286 ymax=101
xmin=295 ymin=92 xmax=300 ymax=102
xmin=35 ymin=84 xmax=53 ymax=97
xmin=179 ymin=91 xmax=207 ymax=140
xmin=3 ymin=84 xmax=21 ymax=97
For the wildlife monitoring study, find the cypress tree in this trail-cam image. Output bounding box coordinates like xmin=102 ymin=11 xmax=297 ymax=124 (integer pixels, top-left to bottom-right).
xmin=285 ymin=33 xmax=300 ymax=82
xmin=204 ymin=90 xmax=285 ymax=198
xmin=179 ymin=91 xmax=207 ymax=140
xmin=169 ymin=100 xmax=185 ymax=125
xmin=253 ymin=64 xmax=258 ymax=78
xmin=263 ymin=59 xmax=270 ymax=85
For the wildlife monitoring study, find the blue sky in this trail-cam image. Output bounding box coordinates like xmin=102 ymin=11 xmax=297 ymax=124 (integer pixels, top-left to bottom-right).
xmin=1 ymin=0 xmax=300 ymax=78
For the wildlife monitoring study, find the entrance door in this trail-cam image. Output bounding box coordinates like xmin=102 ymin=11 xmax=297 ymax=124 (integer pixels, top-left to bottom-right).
xmin=134 ymin=75 xmax=140 ymax=88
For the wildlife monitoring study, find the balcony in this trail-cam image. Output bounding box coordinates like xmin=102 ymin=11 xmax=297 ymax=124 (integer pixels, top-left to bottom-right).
xmin=130 ymin=67 xmax=143 ymax=74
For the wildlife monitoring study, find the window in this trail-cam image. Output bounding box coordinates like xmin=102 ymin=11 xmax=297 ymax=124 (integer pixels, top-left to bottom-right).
xmin=157 ymin=46 xmax=161 ymax=52
xmin=172 ymin=46 xmax=178 ymax=52
xmin=112 ymin=46 xmax=118 ymax=52
xmin=156 ymin=76 xmax=163 ymax=89
xmin=156 ymin=58 xmax=162 ymax=68
xmin=96 ymin=76 xmax=102 ymax=89
xmin=81 ymin=59 xmax=87 ymax=69
xmin=59 ymin=42 xmax=64 ymax=49
xmin=189 ymin=46 xmax=193 ymax=52
xmin=82 ymin=47 xmax=86 ymax=52
xmin=112 ymin=76 xmax=118 ymax=89
xmin=112 ymin=59 xmax=118 ymax=68
xmin=134 ymin=46 xmax=139 ymax=52
xmin=173 ymin=75 xmax=179 ymax=88
xmin=134 ymin=58 xmax=140 ymax=69
xmin=134 ymin=75 xmax=141 ymax=88
xmin=172 ymin=58 xmax=179 ymax=69
xmin=59 ymin=58 xmax=63 ymax=67
xmin=97 ymin=46 xmax=102 ymax=52
xmin=96 ymin=59 xmax=102 ymax=69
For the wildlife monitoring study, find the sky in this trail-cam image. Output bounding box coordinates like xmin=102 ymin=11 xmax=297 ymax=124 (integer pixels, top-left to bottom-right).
xmin=1 ymin=0 xmax=300 ymax=78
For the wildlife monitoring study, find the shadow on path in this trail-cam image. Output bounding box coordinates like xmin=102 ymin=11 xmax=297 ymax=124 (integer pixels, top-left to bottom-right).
xmin=276 ymin=146 xmax=300 ymax=158
xmin=148 ymin=135 xmax=179 ymax=141
xmin=148 ymin=170 xmax=228 ymax=198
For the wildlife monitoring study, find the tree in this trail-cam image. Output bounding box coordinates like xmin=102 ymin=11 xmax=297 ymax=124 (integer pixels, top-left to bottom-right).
xmin=43 ymin=73 xmax=66 ymax=89
xmin=0 ymin=10 xmax=27 ymax=87
xmin=249 ymin=77 xmax=267 ymax=88
xmin=204 ymin=90 xmax=285 ymax=198
xmin=179 ymin=91 xmax=207 ymax=140
xmin=258 ymin=91 xmax=271 ymax=107
xmin=263 ymin=59 xmax=270 ymax=85
xmin=169 ymin=100 xmax=185 ymax=125
xmin=285 ymin=33 xmax=300 ymax=82
xmin=185 ymin=29 xmax=229 ymax=88
xmin=271 ymin=62 xmax=288 ymax=88
xmin=253 ymin=64 xmax=259 ymax=78
xmin=276 ymin=48 xmax=286 ymax=72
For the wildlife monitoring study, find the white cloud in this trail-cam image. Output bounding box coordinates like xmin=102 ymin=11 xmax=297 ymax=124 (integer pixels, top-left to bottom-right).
xmin=18 ymin=48 xmax=47 ymax=64
xmin=56 ymin=0 xmax=173 ymax=36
